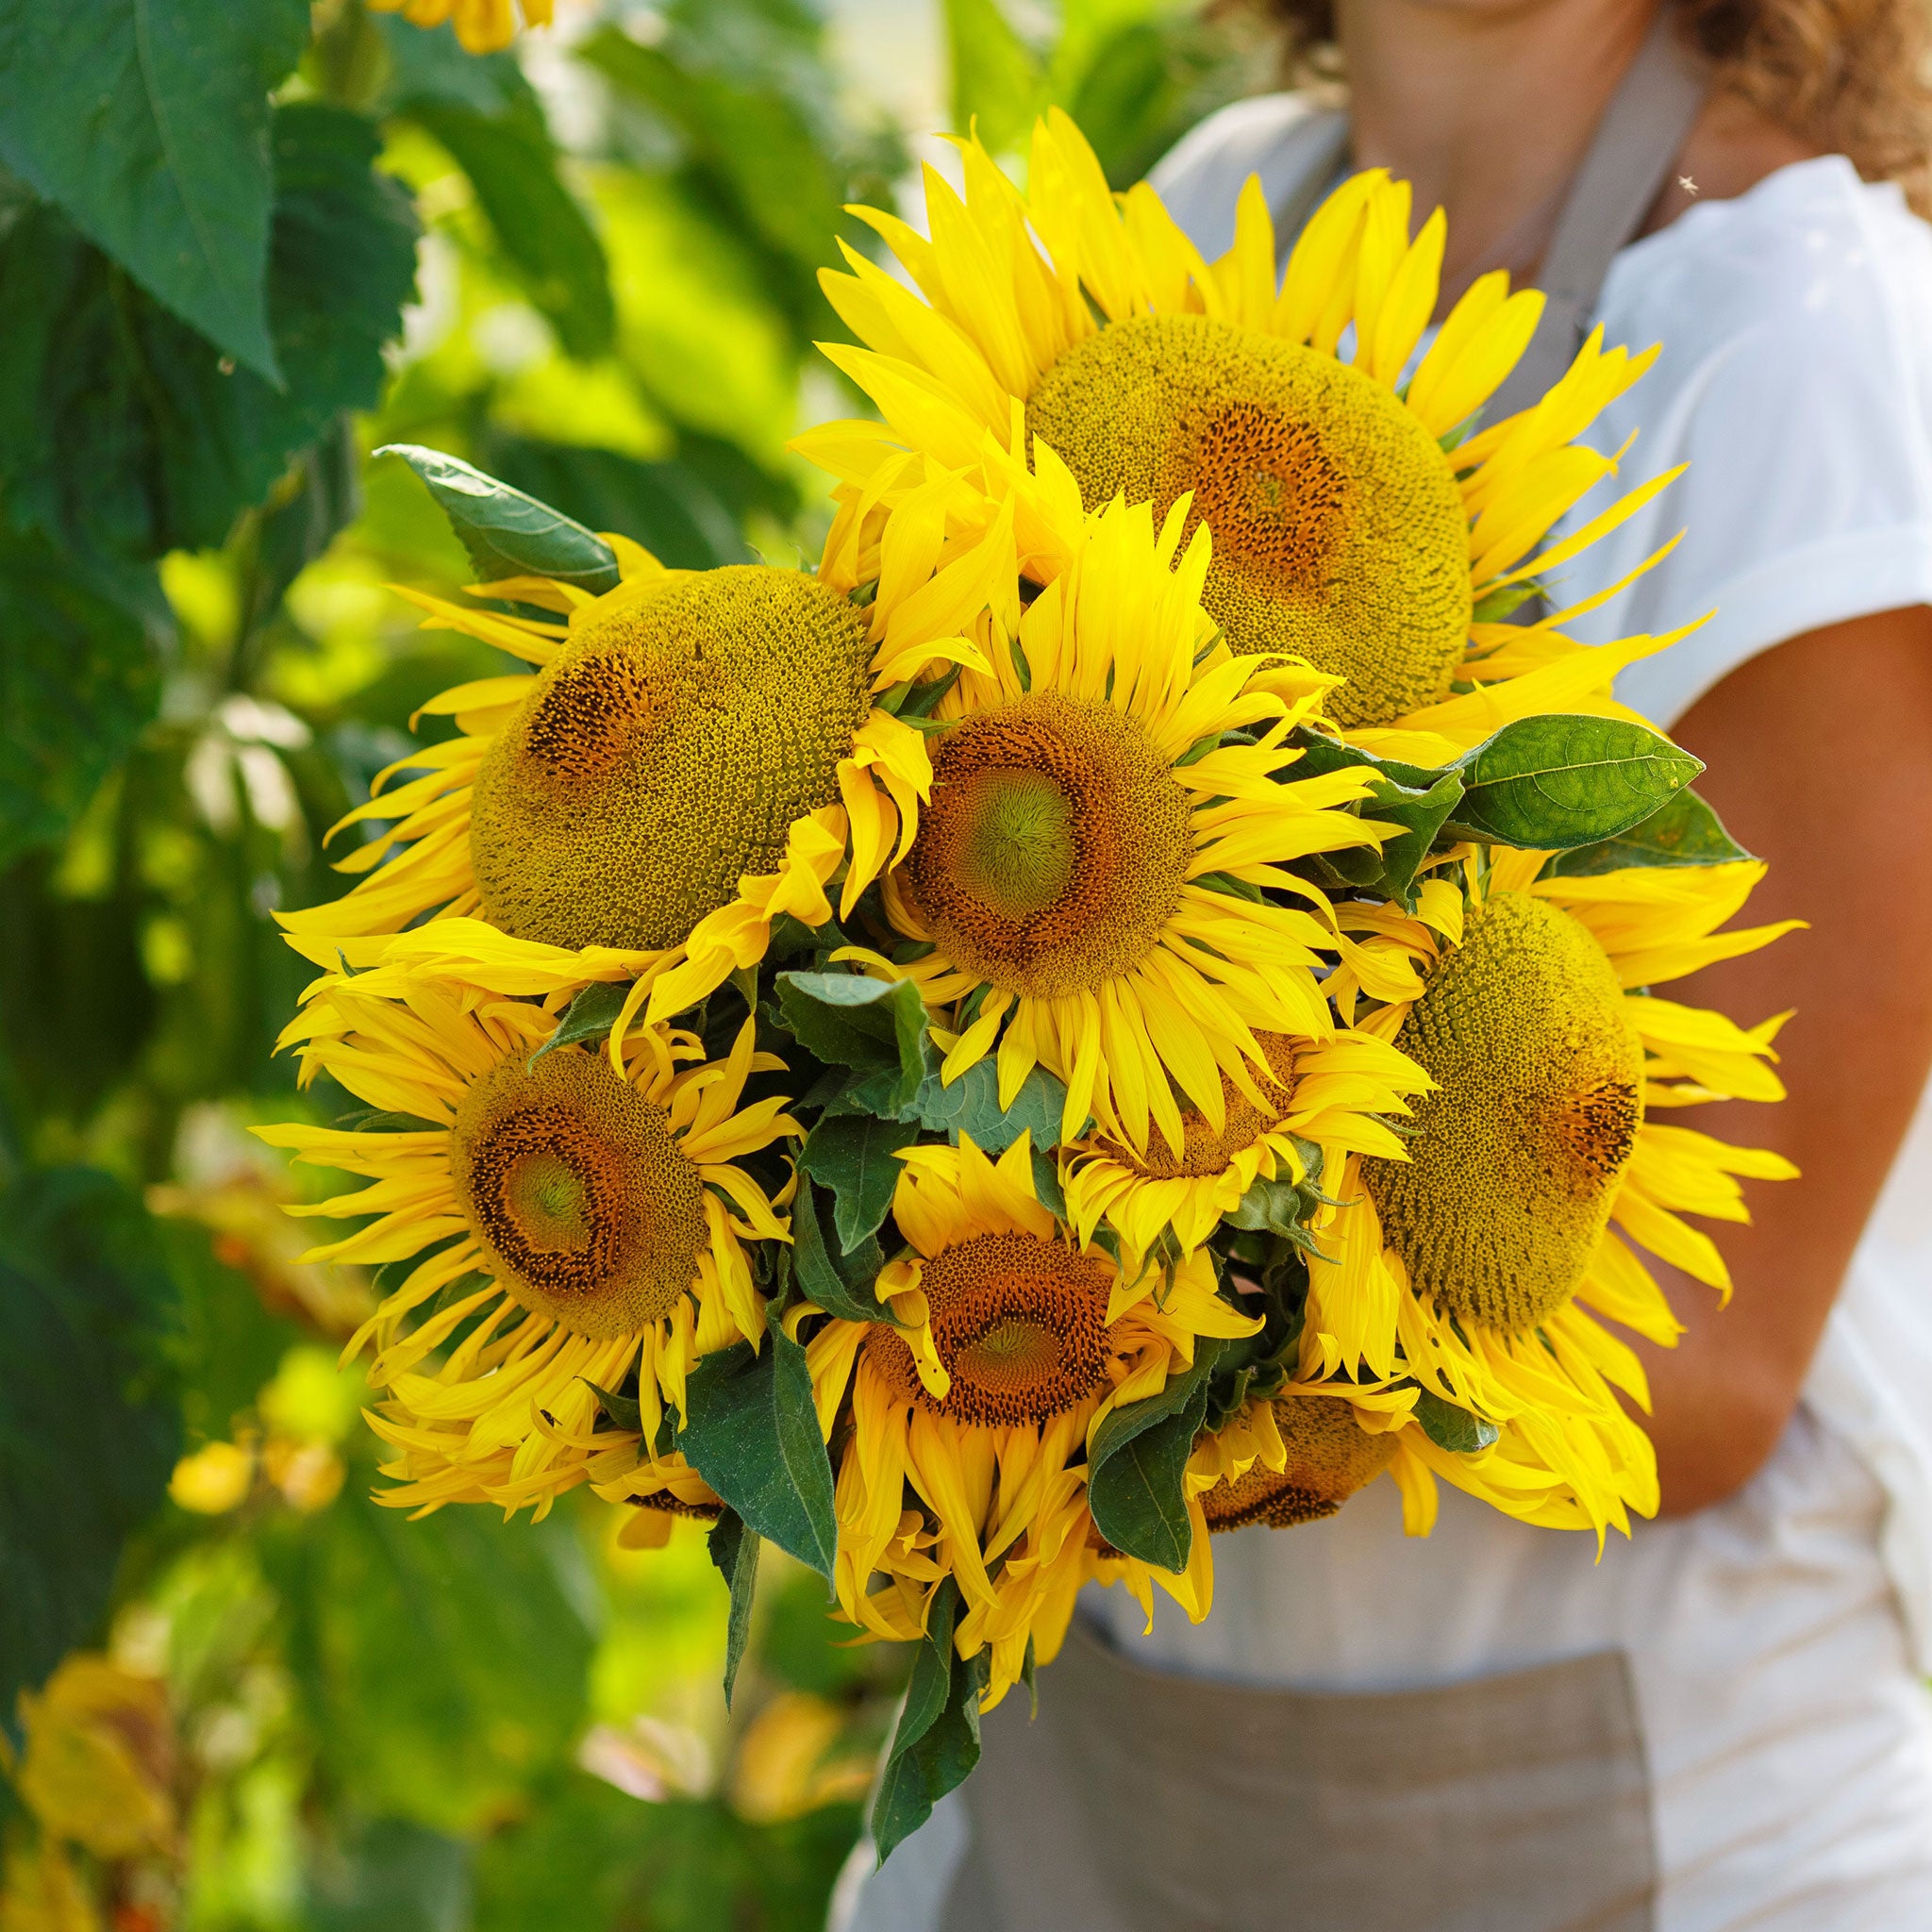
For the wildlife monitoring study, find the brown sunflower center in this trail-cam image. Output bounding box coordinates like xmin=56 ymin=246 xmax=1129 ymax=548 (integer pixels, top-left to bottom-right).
xmin=864 ymin=1231 xmax=1115 ymax=1427
xmin=1201 ymin=1395 xmax=1397 ymax=1532
xmin=1362 ymin=891 xmax=1643 ymax=1333
xmin=1099 ymin=1033 xmax=1300 ymax=1177
xmin=470 ymin=565 xmax=874 ymax=952
xmin=451 ymin=1045 xmax=708 ymax=1338
xmin=904 ymin=691 xmax=1191 ymax=1000
xmin=1024 ymin=313 xmax=1471 ymax=728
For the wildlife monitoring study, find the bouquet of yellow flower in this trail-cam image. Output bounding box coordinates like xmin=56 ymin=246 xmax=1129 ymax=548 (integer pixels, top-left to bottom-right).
xmin=260 ymin=115 xmax=1795 ymax=1856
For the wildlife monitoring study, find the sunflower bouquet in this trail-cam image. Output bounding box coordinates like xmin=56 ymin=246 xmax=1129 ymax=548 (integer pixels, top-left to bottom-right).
xmin=261 ymin=115 xmax=1796 ymax=1855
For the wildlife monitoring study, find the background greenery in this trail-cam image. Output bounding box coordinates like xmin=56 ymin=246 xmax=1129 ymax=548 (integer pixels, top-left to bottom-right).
xmin=0 ymin=3 xmax=1271 ymax=1925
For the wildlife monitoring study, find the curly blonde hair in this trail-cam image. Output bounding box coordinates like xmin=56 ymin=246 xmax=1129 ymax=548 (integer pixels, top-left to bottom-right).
xmin=1234 ymin=0 xmax=1932 ymax=210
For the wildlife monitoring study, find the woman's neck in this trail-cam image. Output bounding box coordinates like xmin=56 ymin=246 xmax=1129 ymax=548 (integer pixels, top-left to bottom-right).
xmin=1337 ymin=0 xmax=1817 ymax=304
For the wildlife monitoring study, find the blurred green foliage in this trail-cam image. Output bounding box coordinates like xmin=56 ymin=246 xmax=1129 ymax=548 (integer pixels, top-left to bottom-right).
xmin=0 ymin=1 xmax=1266 ymax=1924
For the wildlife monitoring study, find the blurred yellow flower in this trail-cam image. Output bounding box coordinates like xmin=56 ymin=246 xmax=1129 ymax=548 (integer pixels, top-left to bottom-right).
xmin=727 ymin=1692 xmax=874 ymax=1824
xmin=0 ymin=1838 xmax=100 ymax=1932
xmin=15 ymin=1657 xmax=175 ymax=1862
xmin=166 ymin=1440 xmax=254 ymax=1515
xmin=369 ymin=0 xmax=553 ymax=56
xmin=261 ymin=1437 xmax=345 ymax=1515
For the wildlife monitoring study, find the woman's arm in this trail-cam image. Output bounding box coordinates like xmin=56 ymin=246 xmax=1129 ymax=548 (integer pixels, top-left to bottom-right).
xmin=1619 ymin=604 xmax=1932 ymax=1514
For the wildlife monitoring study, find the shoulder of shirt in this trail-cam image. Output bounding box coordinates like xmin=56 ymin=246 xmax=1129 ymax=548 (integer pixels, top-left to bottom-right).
xmin=1146 ymin=92 xmax=1345 ymax=259
xmin=1604 ymin=156 xmax=1932 ymax=371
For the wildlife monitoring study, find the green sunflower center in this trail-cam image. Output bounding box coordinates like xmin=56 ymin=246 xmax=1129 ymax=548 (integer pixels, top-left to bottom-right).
xmin=1202 ymin=1395 xmax=1397 ymax=1533
xmin=905 ymin=691 xmax=1191 ymax=1001
xmin=470 ymin=565 xmax=874 ymax=951
xmin=451 ymin=1045 xmax=708 ymax=1338
xmin=1362 ymin=891 xmax=1643 ymax=1333
xmin=864 ymin=1231 xmax=1115 ymax=1428
xmin=1024 ymin=313 xmax=1472 ymax=728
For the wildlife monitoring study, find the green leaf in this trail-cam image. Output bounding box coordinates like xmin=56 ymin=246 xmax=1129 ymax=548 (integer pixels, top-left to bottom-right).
xmin=871 ymin=1578 xmax=988 ymax=1863
xmin=706 ymin=1508 xmax=761 ymax=1711
xmin=944 ymin=0 xmax=1042 ymax=157
xmin=373 ymin=14 xmax=534 ymax=118
xmin=0 ymin=0 xmax=309 ymax=380
xmin=406 ymin=100 xmax=615 ymax=361
xmin=679 ymin=1330 xmax=838 ymax=1581
xmin=774 ymin=971 xmax=930 ymax=1114
xmin=1287 ymin=727 xmax=1465 ymax=898
xmin=1546 ymin=785 xmax=1753 ymax=877
xmin=1448 ymin=715 xmax=1704 ymax=850
xmin=0 ymin=1167 xmax=182 ymax=1718
xmin=907 ymin=1060 xmax=1071 ymax=1155
xmin=1224 ymin=1175 xmax=1306 ymax=1240
xmin=376 ymin=444 xmax=622 ymax=593
xmin=581 ymin=1379 xmax=642 ymax=1432
xmin=799 ymin=1114 xmax=920 ymax=1251
xmin=789 ymin=1175 xmax=889 ymax=1326
xmin=527 ymin=981 xmax=632 ymax=1069
xmin=1412 ymin=1389 xmax=1500 ymax=1454
xmin=308 ymin=1817 xmax=473 ymax=1932
xmin=1086 ymin=1337 xmax=1228 ymax=1572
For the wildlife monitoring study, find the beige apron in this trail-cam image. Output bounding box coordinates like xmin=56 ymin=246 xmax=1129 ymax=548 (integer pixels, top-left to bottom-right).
xmin=928 ymin=21 xmax=1712 ymax=1930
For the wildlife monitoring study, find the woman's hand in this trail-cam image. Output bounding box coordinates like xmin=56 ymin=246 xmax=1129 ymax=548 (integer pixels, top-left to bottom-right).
xmin=1620 ymin=604 xmax=1932 ymax=1513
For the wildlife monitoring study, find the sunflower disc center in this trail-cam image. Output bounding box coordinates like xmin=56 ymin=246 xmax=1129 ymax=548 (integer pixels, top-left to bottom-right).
xmin=1202 ymin=1395 xmax=1397 ymax=1533
xmin=1024 ymin=312 xmax=1471 ymax=728
xmin=1103 ymin=1034 xmax=1299 ymax=1178
xmin=452 ymin=1046 xmax=708 ymax=1339
xmin=1362 ymin=892 xmax=1643 ymax=1333
xmin=906 ymin=692 xmax=1191 ymax=1001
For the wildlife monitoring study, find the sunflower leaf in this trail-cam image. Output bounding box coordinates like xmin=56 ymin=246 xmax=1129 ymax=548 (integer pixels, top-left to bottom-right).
xmin=799 ymin=1115 xmax=920 ymax=1251
xmin=1446 ymin=715 xmax=1704 ymax=850
xmin=526 ymin=981 xmax=632 ymax=1069
xmin=1284 ymin=727 xmax=1465 ymax=897
xmin=1412 ymin=1389 xmax=1500 ymax=1454
xmin=580 ymin=1379 xmax=642 ymax=1433
xmin=679 ymin=1330 xmax=838 ymax=1582
xmin=791 ymin=1175 xmax=888 ymax=1323
xmin=904 ymin=1060 xmax=1071 ymax=1154
xmin=774 ymin=971 xmax=930 ymax=1113
xmin=706 ymin=1508 xmax=760 ymax=1712
xmin=376 ymin=443 xmax=621 ymax=593
xmin=871 ymin=1577 xmax=989 ymax=1863
xmin=1544 ymin=784 xmax=1753 ymax=877
xmin=1086 ymin=1337 xmax=1228 ymax=1572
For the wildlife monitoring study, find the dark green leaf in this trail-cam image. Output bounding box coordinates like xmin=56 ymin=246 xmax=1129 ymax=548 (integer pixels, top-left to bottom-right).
xmin=1412 ymin=1389 xmax=1500 ymax=1454
xmin=1286 ymin=727 xmax=1465 ymax=898
xmin=1225 ymin=1175 xmax=1306 ymax=1239
xmin=1086 ymin=1337 xmax=1228 ymax=1572
xmin=374 ymin=14 xmax=535 ymax=118
xmin=906 ymin=1060 xmax=1071 ymax=1155
xmin=1546 ymin=785 xmax=1753 ymax=877
xmin=0 ymin=0 xmax=309 ymax=379
xmin=376 ymin=444 xmax=621 ymax=593
xmin=1029 ymin=1148 xmax=1067 ymax=1222
xmin=680 ymin=1330 xmax=838 ymax=1581
xmin=790 ymin=1175 xmax=889 ymax=1326
xmin=407 ymin=100 xmax=615 ymax=361
xmin=0 ymin=1167 xmax=182 ymax=1718
xmin=582 ymin=1379 xmax=642 ymax=1432
xmin=1447 ymin=715 xmax=1704 ymax=850
xmin=527 ymin=981 xmax=632 ymax=1068
xmin=707 ymin=1508 xmax=761 ymax=1711
xmin=774 ymin=972 xmax=930 ymax=1114
xmin=800 ymin=1114 xmax=920 ymax=1251
xmin=871 ymin=1578 xmax=988 ymax=1863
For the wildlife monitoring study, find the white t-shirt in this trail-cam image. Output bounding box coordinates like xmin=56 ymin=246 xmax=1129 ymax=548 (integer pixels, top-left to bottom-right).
xmin=835 ymin=146 xmax=1932 ymax=1932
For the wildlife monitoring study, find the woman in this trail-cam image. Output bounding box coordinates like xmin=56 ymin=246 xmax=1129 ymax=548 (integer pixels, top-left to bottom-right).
xmin=837 ymin=2 xmax=1932 ymax=1925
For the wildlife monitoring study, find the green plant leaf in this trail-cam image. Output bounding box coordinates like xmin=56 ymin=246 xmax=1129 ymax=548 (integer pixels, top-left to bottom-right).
xmin=774 ymin=972 xmax=930 ymax=1114
xmin=0 ymin=0 xmax=309 ymax=380
xmin=581 ymin=1379 xmax=642 ymax=1432
xmin=0 ymin=1166 xmax=182 ymax=1719
xmin=527 ymin=982 xmax=632 ymax=1069
xmin=679 ymin=1330 xmax=838 ymax=1581
xmin=944 ymin=0 xmax=1042 ymax=157
xmin=1545 ymin=785 xmax=1753 ymax=877
xmin=1447 ymin=715 xmax=1704 ymax=850
xmin=1412 ymin=1389 xmax=1500 ymax=1454
xmin=706 ymin=1508 xmax=761 ymax=1711
xmin=406 ymin=100 xmax=615 ymax=361
xmin=1285 ymin=726 xmax=1465 ymax=898
xmin=1086 ymin=1337 xmax=1227 ymax=1572
xmin=907 ymin=1060 xmax=1070 ymax=1154
xmin=789 ymin=1175 xmax=889 ymax=1326
xmin=799 ymin=1114 xmax=920 ymax=1251
xmin=871 ymin=1578 xmax=989 ymax=1863
xmin=375 ymin=444 xmax=622 ymax=593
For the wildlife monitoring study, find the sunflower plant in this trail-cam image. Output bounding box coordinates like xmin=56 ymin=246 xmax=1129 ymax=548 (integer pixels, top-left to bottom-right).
xmin=258 ymin=130 xmax=1795 ymax=1865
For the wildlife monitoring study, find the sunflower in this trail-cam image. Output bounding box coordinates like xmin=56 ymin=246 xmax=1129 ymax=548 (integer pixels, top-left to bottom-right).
xmin=278 ymin=496 xmax=1013 ymax=1026
xmin=838 ymin=495 xmax=1401 ymax=1156
xmin=795 ymin=112 xmax=1690 ymax=756
xmin=257 ymin=975 xmax=799 ymax=1516
xmin=1301 ymin=849 xmax=1800 ymax=1538
xmin=1061 ymin=1026 xmax=1429 ymax=1263
xmin=799 ymin=1134 xmax=1259 ymax=1707
xmin=368 ymin=0 xmax=551 ymax=55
